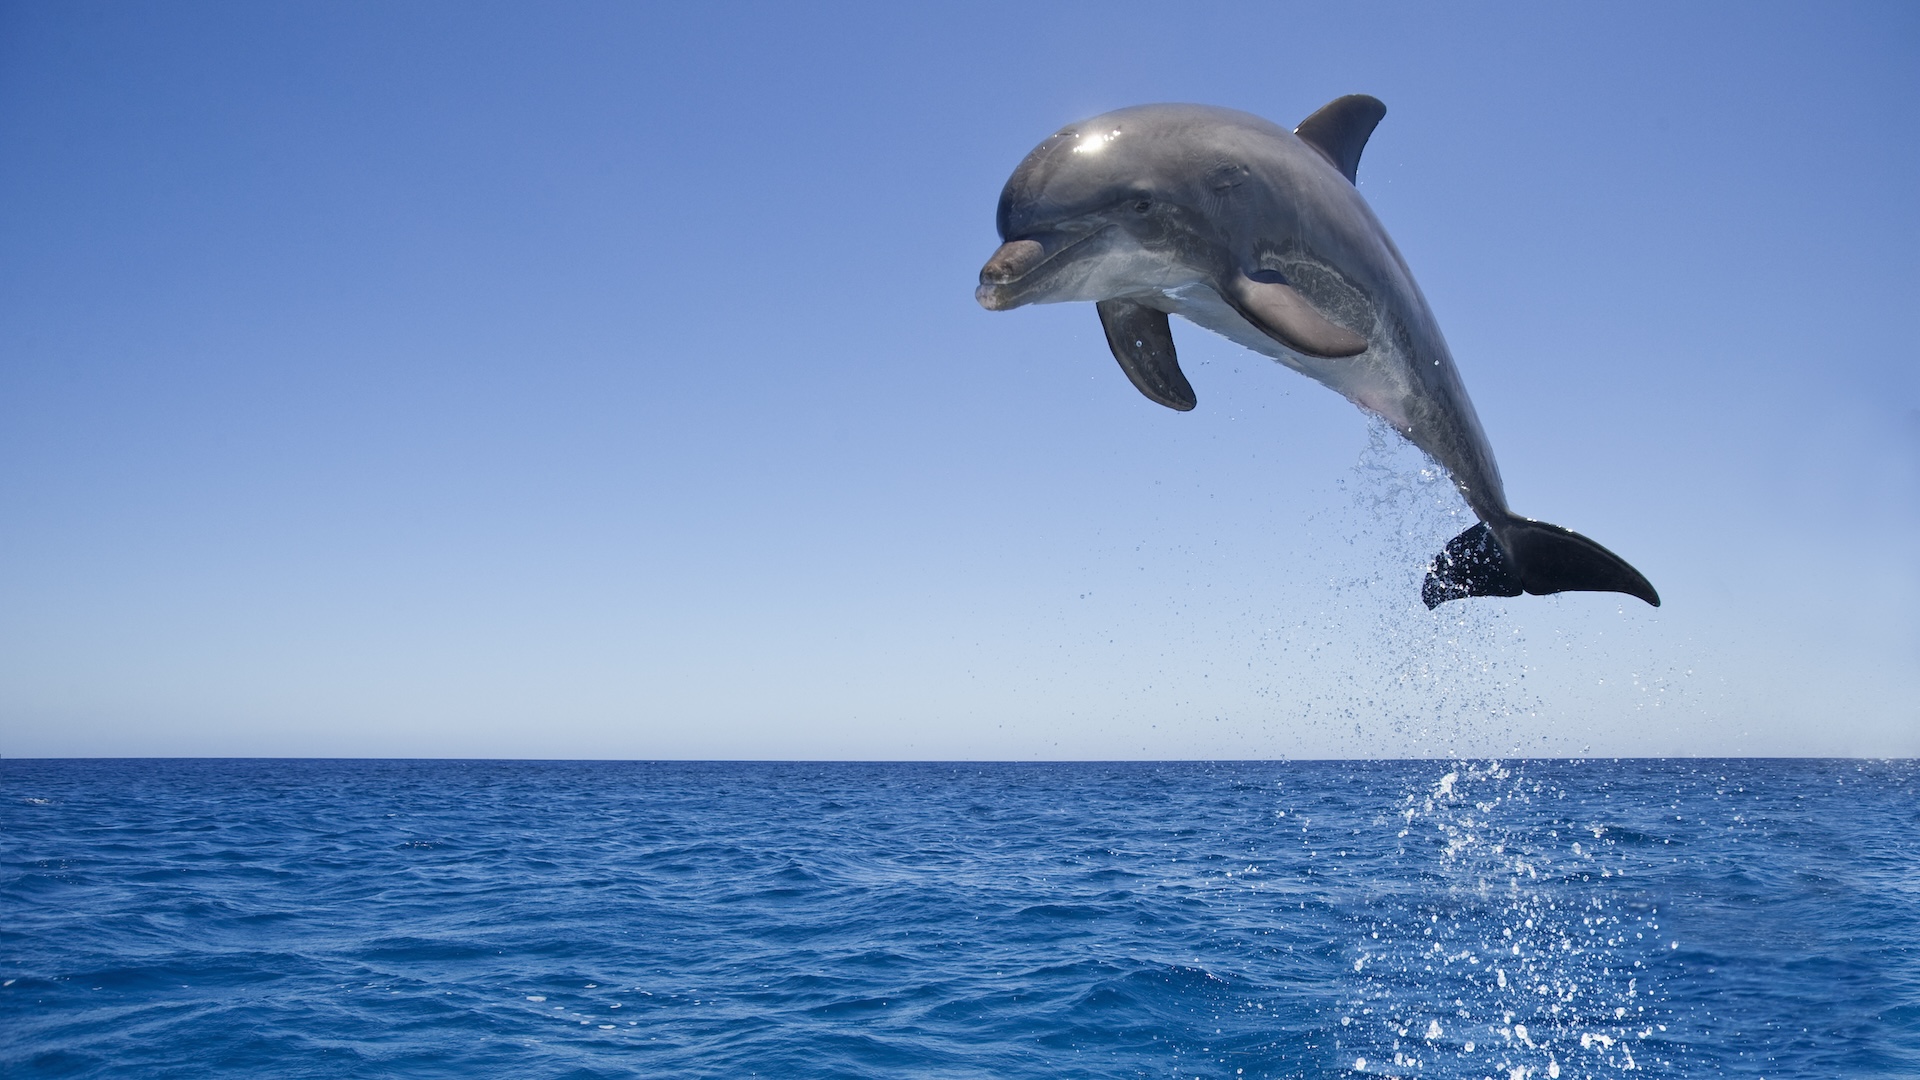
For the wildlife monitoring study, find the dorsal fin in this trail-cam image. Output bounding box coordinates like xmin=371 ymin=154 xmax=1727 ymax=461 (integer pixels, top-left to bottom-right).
xmin=1294 ymin=95 xmax=1386 ymax=184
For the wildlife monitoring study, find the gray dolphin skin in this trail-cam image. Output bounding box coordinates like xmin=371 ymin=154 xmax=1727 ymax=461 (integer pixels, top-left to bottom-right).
xmin=977 ymin=97 xmax=1658 ymax=608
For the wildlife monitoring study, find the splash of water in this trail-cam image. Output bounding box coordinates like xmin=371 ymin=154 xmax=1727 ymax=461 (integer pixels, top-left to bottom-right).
xmin=1337 ymin=762 xmax=1677 ymax=1078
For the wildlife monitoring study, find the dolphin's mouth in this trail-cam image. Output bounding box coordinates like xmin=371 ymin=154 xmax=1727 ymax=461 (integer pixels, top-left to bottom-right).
xmin=975 ymin=229 xmax=1105 ymax=310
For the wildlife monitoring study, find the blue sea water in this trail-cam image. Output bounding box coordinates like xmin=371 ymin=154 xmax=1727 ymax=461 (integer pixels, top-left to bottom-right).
xmin=2 ymin=759 xmax=1915 ymax=1079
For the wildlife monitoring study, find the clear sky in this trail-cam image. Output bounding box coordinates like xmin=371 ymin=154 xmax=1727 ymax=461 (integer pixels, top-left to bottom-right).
xmin=2 ymin=1 xmax=1915 ymax=759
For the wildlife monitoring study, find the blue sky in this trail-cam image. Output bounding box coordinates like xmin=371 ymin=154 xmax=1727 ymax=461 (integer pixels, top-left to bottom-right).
xmin=1 ymin=1 xmax=1914 ymax=758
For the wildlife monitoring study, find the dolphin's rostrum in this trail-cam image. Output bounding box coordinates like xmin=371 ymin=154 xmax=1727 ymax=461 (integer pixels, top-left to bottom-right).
xmin=977 ymin=97 xmax=1658 ymax=608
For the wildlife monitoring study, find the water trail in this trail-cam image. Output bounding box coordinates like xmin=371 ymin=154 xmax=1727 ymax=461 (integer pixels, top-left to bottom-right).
xmin=1308 ymin=425 xmax=1675 ymax=1076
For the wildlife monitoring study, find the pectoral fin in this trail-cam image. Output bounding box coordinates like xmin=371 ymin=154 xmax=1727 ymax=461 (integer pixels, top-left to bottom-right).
xmin=1221 ymin=271 xmax=1368 ymax=359
xmin=1096 ymin=299 xmax=1195 ymax=411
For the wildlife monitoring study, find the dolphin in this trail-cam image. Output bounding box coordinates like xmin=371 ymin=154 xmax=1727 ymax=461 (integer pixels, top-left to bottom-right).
xmin=976 ymin=97 xmax=1658 ymax=608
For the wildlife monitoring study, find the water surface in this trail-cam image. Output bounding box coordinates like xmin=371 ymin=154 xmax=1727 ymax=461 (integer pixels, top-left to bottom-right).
xmin=3 ymin=758 xmax=1914 ymax=1077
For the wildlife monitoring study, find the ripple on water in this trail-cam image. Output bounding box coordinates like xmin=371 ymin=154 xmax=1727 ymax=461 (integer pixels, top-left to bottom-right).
xmin=0 ymin=758 xmax=1914 ymax=1078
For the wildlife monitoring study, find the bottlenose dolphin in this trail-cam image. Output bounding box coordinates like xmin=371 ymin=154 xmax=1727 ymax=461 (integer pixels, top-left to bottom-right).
xmin=976 ymin=97 xmax=1658 ymax=608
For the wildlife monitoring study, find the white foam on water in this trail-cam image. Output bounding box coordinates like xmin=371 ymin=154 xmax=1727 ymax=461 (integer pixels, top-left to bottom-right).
xmin=1343 ymin=761 xmax=1674 ymax=1076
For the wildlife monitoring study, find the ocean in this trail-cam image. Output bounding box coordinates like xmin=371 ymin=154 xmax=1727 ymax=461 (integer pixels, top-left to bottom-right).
xmin=2 ymin=758 xmax=1915 ymax=1078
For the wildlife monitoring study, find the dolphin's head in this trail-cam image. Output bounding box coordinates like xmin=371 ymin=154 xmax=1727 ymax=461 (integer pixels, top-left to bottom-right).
xmin=977 ymin=108 xmax=1211 ymax=311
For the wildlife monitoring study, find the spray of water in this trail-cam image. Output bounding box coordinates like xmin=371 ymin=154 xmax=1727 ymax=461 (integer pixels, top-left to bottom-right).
xmin=1262 ymin=418 xmax=1549 ymax=758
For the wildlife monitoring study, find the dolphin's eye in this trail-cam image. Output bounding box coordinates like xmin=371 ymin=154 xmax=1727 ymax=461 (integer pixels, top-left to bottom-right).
xmin=1131 ymin=199 xmax=1152 ymax=215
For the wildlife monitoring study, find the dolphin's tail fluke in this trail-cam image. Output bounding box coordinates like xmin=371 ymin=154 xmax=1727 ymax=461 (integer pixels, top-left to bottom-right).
xmin=1422 ymin=519 xmax=1659 ymax=609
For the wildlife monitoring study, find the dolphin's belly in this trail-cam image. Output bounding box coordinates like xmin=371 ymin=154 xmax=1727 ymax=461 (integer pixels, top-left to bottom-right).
xmin=1155 ymin=283 xmax=1415 ymax=430
xmin=1155 ymin=279 xmax=1509 ymax=521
